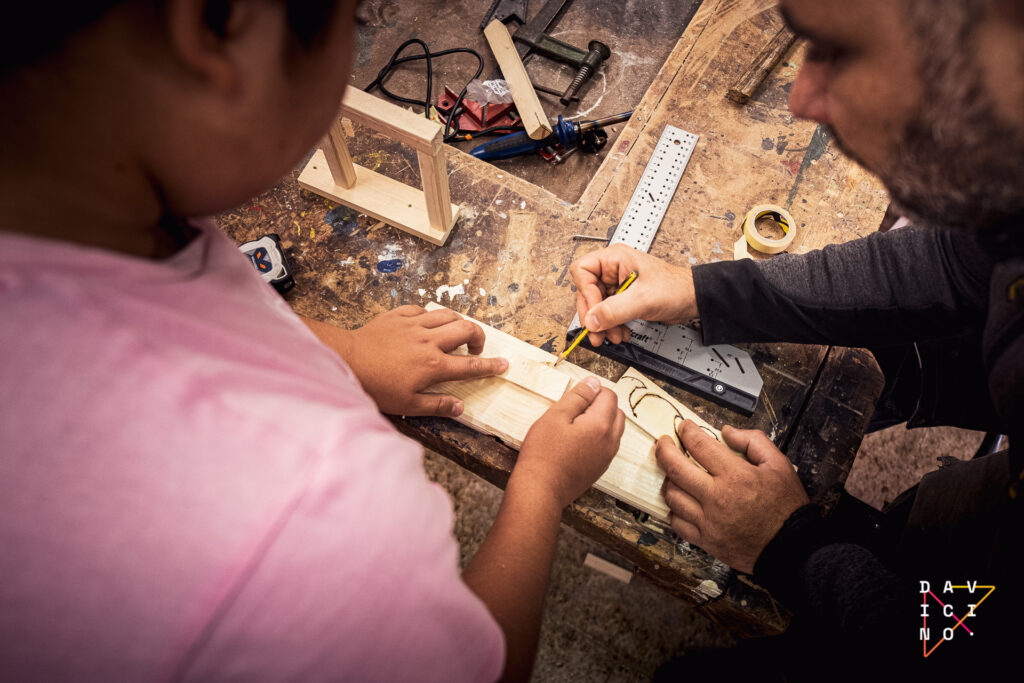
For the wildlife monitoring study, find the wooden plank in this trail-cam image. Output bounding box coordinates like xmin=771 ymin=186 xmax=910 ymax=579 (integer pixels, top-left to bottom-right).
xmin=424 ymin=302 xmax=666 ymax=518
xmin=483 ymin=20 xmax=552 ymax=140
xmin=339 ymin=86 xmax=442 ymax=154
xmin=615 ymin=367 xmax=741 ymax=456
xmin=424 ymin=305 xmax=667 ymax=518
xmin=424 ymin=303 xmax=739 ymax=521
xmin=584 ymin=553 xmax=634 ymax=583
xmin=417 ymin=149 xmax=454 ymax=235
xmin=298 ymin=149 xmax=460 ymax=246
xmin=502 ymin=354 xmax=571 ymax=402
xmin=726 ymin=24 xmax=797 ymax=104
xmin=323 ymin=119 xmax=357 ymax=189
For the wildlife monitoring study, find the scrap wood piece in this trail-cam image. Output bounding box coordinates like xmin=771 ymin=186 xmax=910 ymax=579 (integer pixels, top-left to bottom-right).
xmin=726 ymin=24 xmax=797 ymax=105
xmin=584 ymin=553 xmax=634 ymax=583
xmin=423 ymin=303 xmax=734 ymax=521
xmin=483 ymin=19 xmax=553 ymax=140
xmin=503 ymin=354 xmax=572 ymax=401
xmin=323 ymin=119 xmax=356 ymax=189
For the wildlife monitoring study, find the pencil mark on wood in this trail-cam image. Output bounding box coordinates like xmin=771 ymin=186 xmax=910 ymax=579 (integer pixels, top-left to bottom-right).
xmin=620 ymin=374 xmax=723 ymax=446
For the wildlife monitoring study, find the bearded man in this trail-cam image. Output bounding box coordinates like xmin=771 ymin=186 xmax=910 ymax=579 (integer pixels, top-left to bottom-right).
xmin=570 ymin=0 xmax=1022 ymax=674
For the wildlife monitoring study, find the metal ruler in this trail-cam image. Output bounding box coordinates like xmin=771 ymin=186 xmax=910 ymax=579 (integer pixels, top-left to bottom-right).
xmin=568 ymin=124 xmax=763 ymax=415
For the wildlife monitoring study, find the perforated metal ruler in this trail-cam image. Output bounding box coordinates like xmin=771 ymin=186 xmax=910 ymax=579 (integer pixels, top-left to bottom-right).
xmin=568 ymin=125 xmax=763 ymax=415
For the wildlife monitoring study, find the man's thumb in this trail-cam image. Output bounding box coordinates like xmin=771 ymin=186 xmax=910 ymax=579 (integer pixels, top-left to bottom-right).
xmin=585 ymin=293 xmax=634 ymax=332
xmin=722 ymin=425 xmax=786 ymax=467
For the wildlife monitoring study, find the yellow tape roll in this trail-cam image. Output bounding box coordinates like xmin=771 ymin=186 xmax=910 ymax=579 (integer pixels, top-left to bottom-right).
xmin=742 ymin=204 xmax=796 ymax=254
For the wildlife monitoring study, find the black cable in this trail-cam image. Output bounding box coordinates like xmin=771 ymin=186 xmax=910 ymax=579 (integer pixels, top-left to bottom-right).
xmin=363 ymin=39 xmax=487 ymax=143
xmin=464 ymin=124 xmax=520 ymax=139
xmin=364 ymin=39 xmax=433 ymax=109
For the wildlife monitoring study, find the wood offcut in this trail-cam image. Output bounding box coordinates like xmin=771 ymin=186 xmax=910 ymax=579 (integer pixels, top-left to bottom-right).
xmin=726 ymin=24 xmax=797 ymax=104
xmin=483 ymin=19 xmax=553 ymax=140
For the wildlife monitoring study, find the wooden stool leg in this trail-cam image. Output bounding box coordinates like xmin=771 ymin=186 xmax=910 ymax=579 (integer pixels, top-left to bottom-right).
xmin=418 ymin=148 xmax=453 ymax=232
xmin=323 ymin=119 xmax=357 ymax=189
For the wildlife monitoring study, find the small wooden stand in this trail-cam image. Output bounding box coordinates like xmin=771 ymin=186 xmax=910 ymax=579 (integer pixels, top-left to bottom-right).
xmin=298 ymin=87 xmax=462 ymax=246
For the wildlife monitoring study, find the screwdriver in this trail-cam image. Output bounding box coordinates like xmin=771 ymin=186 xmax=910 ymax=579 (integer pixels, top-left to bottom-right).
xmin=470 ymin=111 xmax=633 ymax=161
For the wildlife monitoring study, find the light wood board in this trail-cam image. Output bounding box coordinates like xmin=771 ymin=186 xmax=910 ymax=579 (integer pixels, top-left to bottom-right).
xmin=339 ymin=86 xmax=442 ymax=154
xmin=483 ymin=20 xmax=552 ymax=140
xmin=298 ymin=149 xmax=461 ymax=246
xmin=425 ymin=303 xmax=735 ymax=521
xmin=323 ymin=119 xmax=356 ymax=189
xmin=584 ymin=553 xmax=634 ymax=583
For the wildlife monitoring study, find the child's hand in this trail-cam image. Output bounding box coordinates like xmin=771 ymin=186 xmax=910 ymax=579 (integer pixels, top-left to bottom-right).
xmin=329 ymin=306 xmax=509 ymax=416
xmin=513 ymin=377 xmax=626 ymax=508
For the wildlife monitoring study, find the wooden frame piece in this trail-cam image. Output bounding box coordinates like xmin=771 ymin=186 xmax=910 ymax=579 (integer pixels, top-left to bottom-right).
xmin=726 ymin=25 xmax=797 ymax=105
xmin=583 ymin=553 xmax=634 ymax=583
xmin=424 ymin=303 xmax=739 ymax=521
xmin=483 ymin=20 xmax=553 ymax=140
xmin=298 ymin=87 xmax=462 ymax=246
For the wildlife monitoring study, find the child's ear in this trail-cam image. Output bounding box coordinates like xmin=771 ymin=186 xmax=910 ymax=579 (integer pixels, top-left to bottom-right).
xmin=164 ymin=0 xmax=252 ymax=92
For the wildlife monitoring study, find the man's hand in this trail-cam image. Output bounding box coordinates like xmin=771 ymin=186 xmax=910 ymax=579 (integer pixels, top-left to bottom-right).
xmin=304 ymin=306 xmax=508 ymax=417
xmin=569 ymin=244 xmax=699 ymax=346
xmin=655 ymin=420 xmax=810 ymax=573
xmin=514 ymin=377 xmax=626 ymax=508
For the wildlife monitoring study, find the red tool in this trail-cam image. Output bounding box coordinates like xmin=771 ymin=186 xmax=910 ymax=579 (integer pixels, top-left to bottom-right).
xmin=436 ymin=86 xmax=522 ymax=135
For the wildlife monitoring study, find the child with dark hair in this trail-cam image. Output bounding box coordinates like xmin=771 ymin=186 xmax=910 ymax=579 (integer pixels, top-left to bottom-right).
xmin=0 ymin=2 xmax=625 ymax=680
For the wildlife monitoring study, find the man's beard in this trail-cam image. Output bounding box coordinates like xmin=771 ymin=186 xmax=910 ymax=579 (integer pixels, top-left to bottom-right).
xmin=880 ymin=80 xmax=1024 ymax=232
xmin=840 ymin=7 xmax=1024 ymax=233
xmin=826 ymin=94 xmax=1024 ymax=233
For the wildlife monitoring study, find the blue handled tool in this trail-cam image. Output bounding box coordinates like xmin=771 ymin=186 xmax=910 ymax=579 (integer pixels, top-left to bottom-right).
xmin=470 ymin=111 xmax=632 ymax=161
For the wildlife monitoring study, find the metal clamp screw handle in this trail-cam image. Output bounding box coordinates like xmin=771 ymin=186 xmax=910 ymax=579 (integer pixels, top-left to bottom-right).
xmin=561 ymin=41 xmax=610 ymax=105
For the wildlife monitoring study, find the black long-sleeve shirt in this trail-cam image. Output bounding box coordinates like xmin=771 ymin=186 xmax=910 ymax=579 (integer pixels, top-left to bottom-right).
xmin=691 ymin=224 xmax=1023 ymax=674
xmin=695 ymin=225 xmax=990 ymax=347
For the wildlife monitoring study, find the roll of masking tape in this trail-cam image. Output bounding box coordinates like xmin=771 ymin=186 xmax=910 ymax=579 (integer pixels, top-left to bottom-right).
xmin=742 ymin=204 xmax=796 ymax=254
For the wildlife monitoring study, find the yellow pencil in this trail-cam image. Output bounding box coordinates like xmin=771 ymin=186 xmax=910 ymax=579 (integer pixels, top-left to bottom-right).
xmin=555 ymin=270 xmax=638 ymax=367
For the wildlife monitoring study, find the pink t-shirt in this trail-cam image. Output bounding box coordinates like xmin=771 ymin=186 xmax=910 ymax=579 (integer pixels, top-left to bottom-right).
xmin=0 ymin=222 xmax=504 ymax=682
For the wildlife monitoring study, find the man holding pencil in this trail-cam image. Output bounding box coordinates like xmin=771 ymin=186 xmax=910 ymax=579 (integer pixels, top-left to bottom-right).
xmin=570 ymin=0 xmax=1022 ymax=675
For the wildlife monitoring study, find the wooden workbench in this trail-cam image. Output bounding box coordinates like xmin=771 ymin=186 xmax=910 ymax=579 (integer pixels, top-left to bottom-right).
xmin=217 ymin=0 xmax=886 ymax=637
